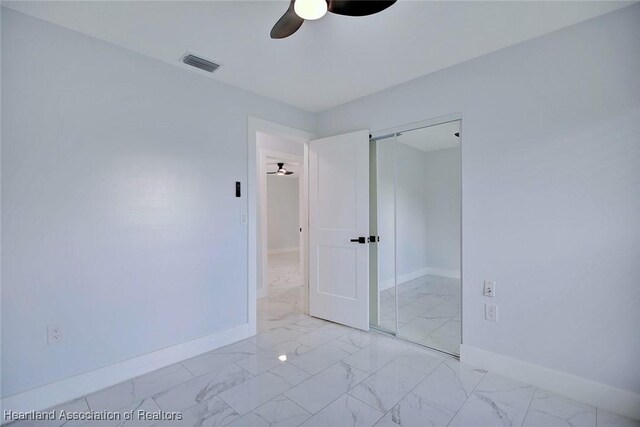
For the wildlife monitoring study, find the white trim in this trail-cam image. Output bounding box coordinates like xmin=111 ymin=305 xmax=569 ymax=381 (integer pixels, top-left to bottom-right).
xmin=460 ymin=344 xmax=640 ymax=421
xmin=424 ymin=267 xmax=460 ymax=279
xmin=370 ymin=112 xmax=463 ymax=141
xmin=379 ymin=267 xmax=460 ymax=291
xmin=379 ymin=268 xmax=429 ymax=291
xmin=0 ymin=323 xmax=251 ymax=415
xmin=268 ymin=247 xmax=299 ymax=255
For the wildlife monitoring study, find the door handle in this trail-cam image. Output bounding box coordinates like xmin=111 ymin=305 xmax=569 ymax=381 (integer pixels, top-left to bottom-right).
xmin=350 ymin=237 xmax=367 ymax=244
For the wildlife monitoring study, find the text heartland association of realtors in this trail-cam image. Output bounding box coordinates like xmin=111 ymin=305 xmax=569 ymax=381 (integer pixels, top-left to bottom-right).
xmin=3 ymin=409 xmax=182 ymax=422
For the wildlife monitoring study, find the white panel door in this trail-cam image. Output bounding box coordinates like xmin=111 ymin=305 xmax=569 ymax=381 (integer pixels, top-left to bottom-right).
xmin=309 ymin=130 xmax=369 ymax=330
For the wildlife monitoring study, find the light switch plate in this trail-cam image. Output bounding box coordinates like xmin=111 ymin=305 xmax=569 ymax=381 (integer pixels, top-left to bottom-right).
xmin=483 ymin=280 xmax=496 ymax=297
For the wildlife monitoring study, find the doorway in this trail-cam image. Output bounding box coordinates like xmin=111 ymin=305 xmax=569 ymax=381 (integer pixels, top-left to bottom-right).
xmin=248 ymin=118 xmax=313 ymax=334
xmin=370 ymin=119 xmax=462 ymax=356
xmin=260 ymin=152 xmax=305 ymax=322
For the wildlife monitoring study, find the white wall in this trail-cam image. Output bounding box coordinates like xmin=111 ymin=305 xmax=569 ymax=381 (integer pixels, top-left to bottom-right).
xmin=0 ymin=8 xmax=315 ymax=399
xmin=267 ymin=176 xmax=299 ymax=252
xmin=395 ymin=143 xmax=430 ymax=278
xmin=423 ymin=147 xmax=460 ymax=273
xmin=257 ymin=132 xmax=304 ymax=157
xmin=319 ymin=4 xmax=640 ymax=397
xmin=377 ymin=142 xmax=460 ymax=288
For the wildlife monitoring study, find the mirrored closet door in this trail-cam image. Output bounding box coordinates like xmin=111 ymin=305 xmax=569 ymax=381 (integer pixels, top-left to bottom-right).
xmin=369 ymin=120 xmax=462 ymax=356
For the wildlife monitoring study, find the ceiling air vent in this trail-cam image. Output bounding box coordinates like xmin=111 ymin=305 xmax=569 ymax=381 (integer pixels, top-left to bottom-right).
xmin=181 ymin=53 xmax=220 ymax=73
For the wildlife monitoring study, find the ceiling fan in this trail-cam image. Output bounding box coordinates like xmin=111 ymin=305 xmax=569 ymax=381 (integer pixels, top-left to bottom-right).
xmin=267 ymin=162 xmax=295 ymax=176
xmin=271 ymin=0 xmax=397 ymax=39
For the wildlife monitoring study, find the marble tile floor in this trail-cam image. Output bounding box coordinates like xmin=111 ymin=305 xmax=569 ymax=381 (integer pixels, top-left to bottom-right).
xmin=9 ymin=256 xmax=638 ymax=427
xmin=11 ymin=311 xmax=639 ymax=427
xmin=257 ymin=252 xmax=307 ymax=332
xmin=377 ymin=274 xmax=461 ymax=355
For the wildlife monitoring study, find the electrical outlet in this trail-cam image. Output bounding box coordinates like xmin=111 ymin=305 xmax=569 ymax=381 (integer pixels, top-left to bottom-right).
xmin=483 ymin=280 xmax=496 ymax=297
xmin=48 ymin=325 xmax=63 ymax=345
xmin=485 ymin=304 xmax=498 ymax=322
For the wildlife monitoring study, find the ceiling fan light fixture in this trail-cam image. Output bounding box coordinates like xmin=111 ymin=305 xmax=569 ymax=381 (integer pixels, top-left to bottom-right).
xmin=267 ymin=162 xmax=294 ymax=176
xmin=294 ymin=0 xmax=328 ymax=20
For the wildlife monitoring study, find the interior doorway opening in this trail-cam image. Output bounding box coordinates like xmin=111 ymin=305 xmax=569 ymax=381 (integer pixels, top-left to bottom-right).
xmin=249 ymin=119 xmax=313 ymax=334
xmin=260 ymin=152 xmax=306 ymax=324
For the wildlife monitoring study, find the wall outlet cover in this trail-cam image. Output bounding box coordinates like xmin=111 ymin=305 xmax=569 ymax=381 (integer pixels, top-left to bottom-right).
xmin=47 ymin=325 xmax=63 ymax=345
xmin=485 ymin=304 xmax=498 ymax=322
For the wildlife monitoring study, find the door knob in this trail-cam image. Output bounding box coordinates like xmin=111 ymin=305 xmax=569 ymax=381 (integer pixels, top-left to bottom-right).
xmin=350 ymin=237 xmax=367 ymax=244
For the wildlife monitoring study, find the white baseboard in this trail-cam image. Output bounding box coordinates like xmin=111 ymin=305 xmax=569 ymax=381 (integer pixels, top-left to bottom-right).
xmin=379 ymin=268 xmax=428 ymax=291
xmin=460 ymin=344 xmax=640 ymax=420
xmin=424 ymin=267 xmax=460 ymax=279
xmin=379 ymin=267 xmax=460 ymax=291
xmin=267 ymin=247 xmax=299 ymax=255
xmin=0 ymin=323 xmax=252 ymax=416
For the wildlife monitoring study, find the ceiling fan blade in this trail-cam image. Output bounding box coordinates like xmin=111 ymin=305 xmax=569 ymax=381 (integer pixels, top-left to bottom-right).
xmin=285 ymin=171 xmax=294 ymax=175
xmin=270 ymin=1 xmax=305 ymax=39
xmin=267 ymin=171 xmax=277 ymax=174
xmin=327 ymin=0 xmax=396 ymax=16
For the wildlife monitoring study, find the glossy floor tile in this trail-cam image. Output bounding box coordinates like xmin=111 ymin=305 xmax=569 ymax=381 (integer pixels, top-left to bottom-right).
xmin=448 ymin=373 xmax=535 ymax=427
xmin=226 ymin=395 xmax=311 ymax=427
xmin=257 ymin=252 xmax=307 ymax=332
xmin=377 ymin=274 xmax=461 ymax=356
xmin=348 ymin=360 xmax=427 ymax=413
xmin=284 ymin=361 xmax=368 ymax=414
xmin=11 ymin=253 xmax=637 ymax=427
xmin=523 ymin=389 xmax=596 ymax=427
xmin=300 ymin=394 xmax=384 ymax=427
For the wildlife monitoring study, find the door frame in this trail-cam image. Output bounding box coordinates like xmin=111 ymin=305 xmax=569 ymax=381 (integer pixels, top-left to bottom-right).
xmin=370 ymin=112 xmax=464 ymax=354
xmin=247 ymin=117 xmax=314 ymax=335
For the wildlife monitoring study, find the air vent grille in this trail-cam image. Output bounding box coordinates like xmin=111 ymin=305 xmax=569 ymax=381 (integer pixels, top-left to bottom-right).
xmin=182 ymin=54 xmax=220 ymax=73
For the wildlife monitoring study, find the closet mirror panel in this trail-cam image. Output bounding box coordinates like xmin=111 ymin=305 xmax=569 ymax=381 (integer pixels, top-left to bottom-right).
xmin=370 ymin=120 xmax=461 ymax=356
xmin=395 ymin=121 xmax=461 ymax=355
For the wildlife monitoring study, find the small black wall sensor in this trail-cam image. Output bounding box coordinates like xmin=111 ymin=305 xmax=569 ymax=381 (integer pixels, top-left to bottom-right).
xmin=235 ymin=182 xmax=241 ymax=197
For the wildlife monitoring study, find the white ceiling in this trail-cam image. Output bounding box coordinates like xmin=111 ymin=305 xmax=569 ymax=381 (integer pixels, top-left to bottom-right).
xmin=4 ymin=1 xmax=633 ymax=112
xmin=397 ymin=120 xmax=460 ymax=152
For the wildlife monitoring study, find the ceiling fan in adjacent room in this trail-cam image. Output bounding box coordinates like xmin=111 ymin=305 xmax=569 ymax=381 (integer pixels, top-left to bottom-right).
xmin=271 ymin=0 xmax=397 ymax=39
xmin=267 ymin=162 xmax=295 ymax=176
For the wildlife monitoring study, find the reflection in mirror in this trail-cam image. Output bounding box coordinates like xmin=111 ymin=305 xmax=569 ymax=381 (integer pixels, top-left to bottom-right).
xmin=370 ymin=120 xmax=461 ymax=356
xmin=395 ymin=120 xmax=461 ymax=355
